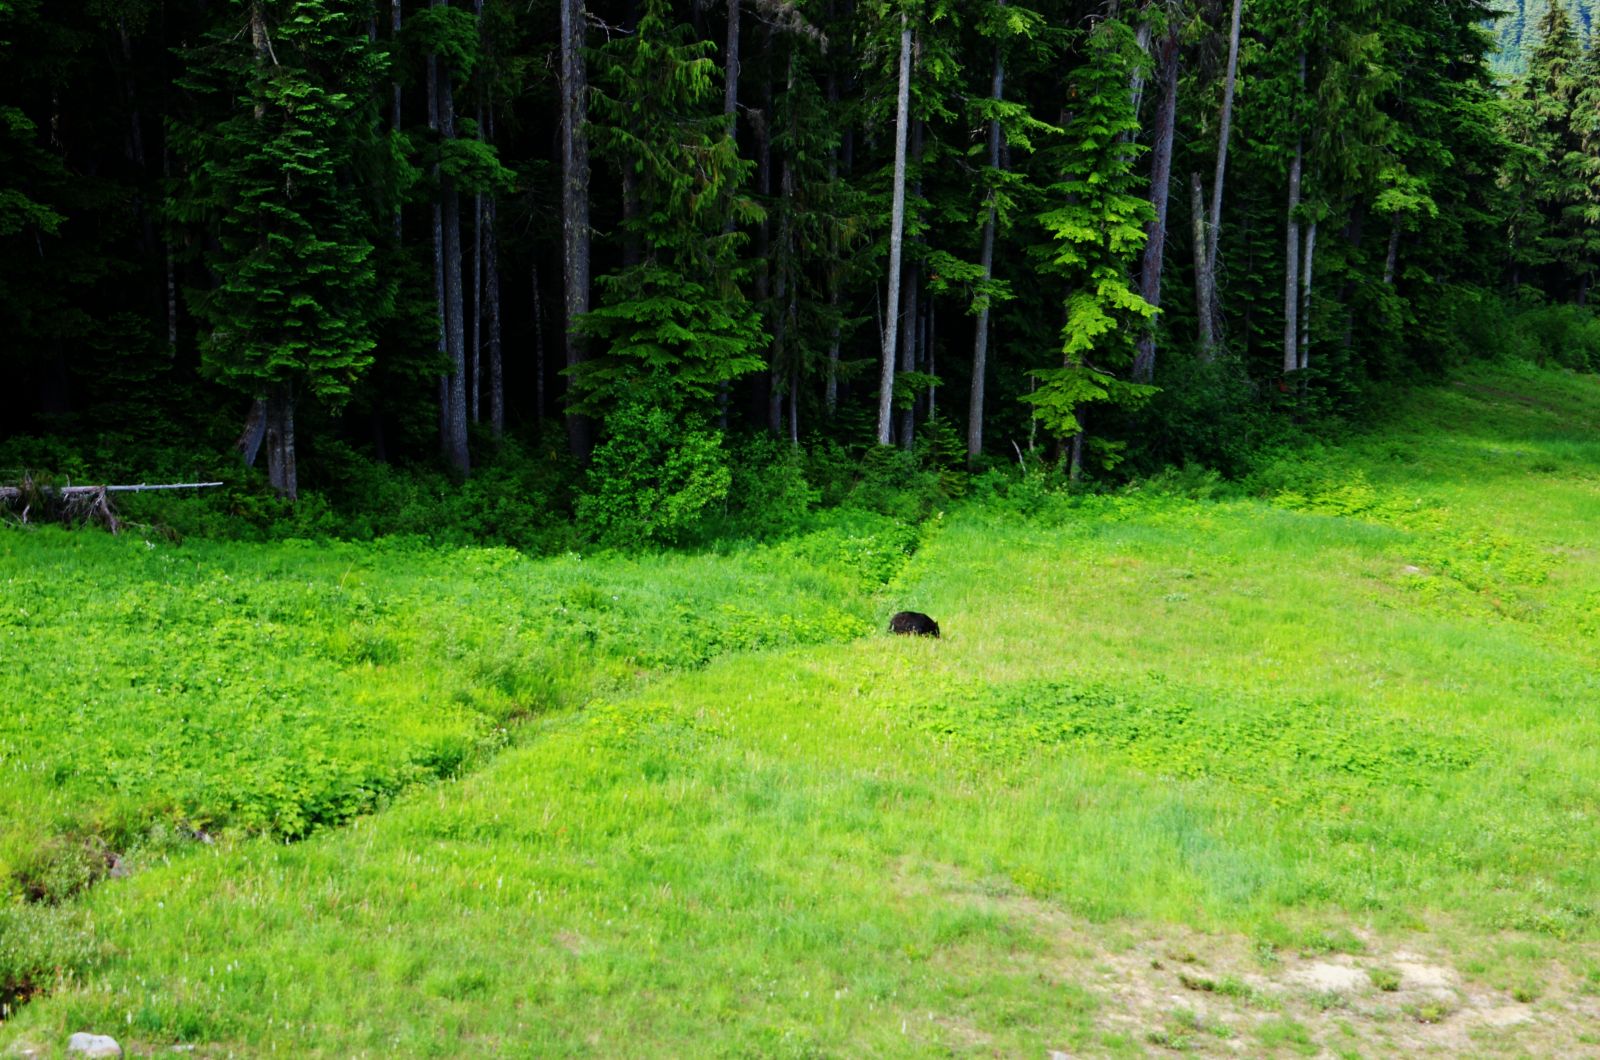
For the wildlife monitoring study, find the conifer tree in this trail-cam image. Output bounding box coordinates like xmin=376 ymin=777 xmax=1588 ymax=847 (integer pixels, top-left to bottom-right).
xmin=1027 ymin=15 xmax=1156 ymax=476
xmin=573 ymin=0 xmax=766 ymax=421
xmin=170 ymin=0 xmax=395 ymax=498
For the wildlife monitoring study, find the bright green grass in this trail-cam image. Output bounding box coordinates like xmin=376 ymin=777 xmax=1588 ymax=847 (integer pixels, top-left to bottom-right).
xmin=2 ymin=365 xmax=1599 ymax=1055
xmin=0 ymin=513 xmax=918 ymax=894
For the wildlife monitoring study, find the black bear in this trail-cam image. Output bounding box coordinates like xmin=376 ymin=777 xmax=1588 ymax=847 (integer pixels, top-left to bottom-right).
xmin=888 ymin=611 xmax=940 ymax=637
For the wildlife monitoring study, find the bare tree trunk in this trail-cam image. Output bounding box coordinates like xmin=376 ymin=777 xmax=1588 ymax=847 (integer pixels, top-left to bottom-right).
xmin=898 ymin=116 xmax=923 ymax=450
xmin=1382 ymin=221 xmax=1400 ymax=286
xmin=1191 ymin=172 xmax=1212 ymax=354
xmin=1199 ymin=0 xmax=1242 ymax=353
xmin=264 ymin=384 xmax=297 ymax=501
xmin=1282 ymin=53 xmax=1305 ymax=378
xmin=898 ymin=265 xmax=918 ymax=448
xmin=483 ymin=99 xmax=502 ymax=439
xmin=756 ymin=68 xmax=781 ymax=434
xmin=724 ymin=0 xmax=741 ymax=119
xmin=438 ymin=4 xmax=470 ymax=475
xmin=1128 ymin=18 xmax=1153 ymax=125
xmin=824 ymin=76 xmax=841 ymax=417
xmin=788 ymin=368 xmax=799 ymax=443
xmin=718 ymin=0 xmax=741 ymax=430
xmin=164 ymin=147 xmax=178 ymax=353
xmin=561 ymin=0 xmax=593 ymax=458
xmin=1298 ymin=219 xmax=1316 ymax=371
xmin=1133 ymin=22 xmax=1178 ymax=384
xmin=391 ymin=0 xmax=402 ymax=240
xmin=237 ymin=398 xmax=267 ymax=468
xmin=428 ymin=41 xmax=450 ymax=452
xmin=876 ymin=15 xmax=912 ymax=447
xmin=1068 ymin=411 xmax=1084 ymax=482
xmin=470 ymin=43 xmax=485 ymax=426
xmin=486 ymin=193 xmax=503 ymax=439
xmin=472 ymin=185 xmax=483 ymax=424
xmin=532 ymin=260 xmax=546 ymax=424
xmin=968 ymin=24 xmax=1004 ymax=464
xmin=782 ymin=49 xmax=800 ymax=445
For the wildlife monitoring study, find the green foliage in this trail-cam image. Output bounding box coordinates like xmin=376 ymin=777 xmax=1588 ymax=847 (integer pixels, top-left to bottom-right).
xmin=0 ymin=505 xmax=912 ymax=894
xmin=716 ymin=435 xmax=819 ymax=540
xmin=572 ymin=265 xmax=767 ymax=416
xmin=576 ymin=0 xmax=764 ymax=421
xmin=577 ymin=403 xmax=732 ymax=548
xmin=404 ymin=4 xmax=478 ymax=76
xmin=169 ymin=0 xmax=395 ymax=409
xmin=1027 ymin=17 xmax=1156 ymax=443
xmin=4 ymin=366 xmax=1600 ymax=1052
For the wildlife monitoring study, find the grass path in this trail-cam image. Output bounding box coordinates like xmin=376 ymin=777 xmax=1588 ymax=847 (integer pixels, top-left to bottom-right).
xmin=3 ymin=364 xmax=1599 ymax=1055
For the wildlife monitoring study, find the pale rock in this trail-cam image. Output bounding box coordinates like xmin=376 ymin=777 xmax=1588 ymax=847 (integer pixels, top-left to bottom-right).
xmin=66 ymin=1033 xmax=123 ymax=1058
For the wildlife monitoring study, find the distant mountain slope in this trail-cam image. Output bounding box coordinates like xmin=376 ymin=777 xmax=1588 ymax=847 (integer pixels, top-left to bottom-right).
xmin=1492 ymin=0 xmax=1598 ymax=75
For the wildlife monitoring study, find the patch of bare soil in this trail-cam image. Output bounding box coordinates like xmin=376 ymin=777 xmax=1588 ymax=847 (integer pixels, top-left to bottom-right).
xmin=903 ymin=861 xmax=1600 ymax=1057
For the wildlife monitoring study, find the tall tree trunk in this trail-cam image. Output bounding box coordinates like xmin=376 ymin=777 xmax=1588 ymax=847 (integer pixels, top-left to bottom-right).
xmin=164 ymin=146 xmax=178 ymax=353
xmin=1128 ymin=17 xmax=1154 ymax=127
xmin=438 ymin=3 xmax=470 ymax=475
xmin=1282 ymin=53 xmax=1305 ymax=378
xmin=561 ymin=0 xmax=593 ymax=458
xmin=532 ymin=261 xmax=546 ymax=424
xmin=428 ymin=39 xmax=450 ymax=453
xmin=898 ymin=116 xmax=923 ymax=449
xmin=824 ymin=61 xmax=841 ymax=416
xmin=757 ymin=68 xmax=779 ymax=434
xmin=1197 ymin=0 xmax=1243 ymax=357
xmin=250 ymin=4 xmax=300 ymax=498
xmin=1298 ymin=219 xmax=1316 ymax=371
xmin=724 ymin=0 xmax=741 ymax=120
xmin=486 ymin=193 xmax=503 ymax=439
xmin=876 ymin=15 xmax=912 ymax=447
xmin=1382 ymin=221 xmax=1400 ymax=286
xmin=1191 ymin=172 xmax=1212 ymax=353
xmin=484 ymin=102 xmax=502 ymax=439
xmin=1133 ymin=23 xmax=1178 ymax=384
xmin=264 ymin=384 xmax=297 ymax=501
xmin=718 ymin=0 xmax=741 ymax=429
xmin=237 ymin=398 xmax=267 ymax=469
xmin=472 ymin=186 xmax=483 ymax=424
xmin=781 ymin=48 xmax=800 ymax=445
xmin=391 ymin=0 xmax=402 ymax=239
xmin=968 ymin=24 xmax=1004 ymax=465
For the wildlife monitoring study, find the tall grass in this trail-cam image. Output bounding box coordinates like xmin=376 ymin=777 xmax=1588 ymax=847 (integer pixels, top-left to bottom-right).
xmin=2 ymin=364 xmax=1598 ymax=1054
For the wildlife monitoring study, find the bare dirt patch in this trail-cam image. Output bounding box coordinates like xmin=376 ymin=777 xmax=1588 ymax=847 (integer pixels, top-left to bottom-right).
xmin=900 ymin=861 xmax=1600 ymax=1056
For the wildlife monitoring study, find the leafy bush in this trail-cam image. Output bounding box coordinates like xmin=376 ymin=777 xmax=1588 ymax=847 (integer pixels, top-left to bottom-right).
xmin=842 ymin=445 xmax=946 ymax=522
xmin=716 ymin=434 xmax=819 ymax=539
xmin=577 ymin=403 xmax=733 ymax=548
xmin=1441 ymin=288 xmax=1600 ymax=371
xmin=1516 ymin=304 xmax=1600 ymax=371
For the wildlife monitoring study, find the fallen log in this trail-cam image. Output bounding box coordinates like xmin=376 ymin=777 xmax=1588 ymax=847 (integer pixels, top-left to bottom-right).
xmin=0 ymin=480 xmax=224 ymax=533
xmin=0 ymin=481 xmax=224 ymax=500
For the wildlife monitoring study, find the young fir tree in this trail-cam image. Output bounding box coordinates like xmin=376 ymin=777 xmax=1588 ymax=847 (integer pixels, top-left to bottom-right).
xmin=1576 ymin=42 xmax=1600 ymax=302
xmin=1025 ymin=15 xmax=1157 ymax=477
xmin=170 ymin=0 xmax=395 ymax=498
xmin=574 ymin=0 xmax=766 ymax=422
xmin=1513 ymin=1 xmax=1593 ymax=299
xmin=962 ymin=0 xmax=1051 ymax=463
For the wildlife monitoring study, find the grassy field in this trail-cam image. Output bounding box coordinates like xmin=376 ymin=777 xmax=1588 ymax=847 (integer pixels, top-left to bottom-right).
xmin=3 ymin=362 xmax=1599 ymax=1055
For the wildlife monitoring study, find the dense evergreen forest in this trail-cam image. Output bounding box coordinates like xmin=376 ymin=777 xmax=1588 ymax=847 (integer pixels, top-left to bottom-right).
xmin=2 ymin=0 xmax=1598 ymax=545
xmin=1494 ymin=0 xmax=1596 ymax=71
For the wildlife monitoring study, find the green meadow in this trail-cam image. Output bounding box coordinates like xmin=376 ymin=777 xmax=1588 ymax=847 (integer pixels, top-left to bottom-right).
xmin=3 ymin=363 xmax=1600 ymax=1056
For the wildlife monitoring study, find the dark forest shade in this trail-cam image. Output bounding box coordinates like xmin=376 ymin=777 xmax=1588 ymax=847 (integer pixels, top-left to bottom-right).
xmin=0 ymin=0 xmax=1595 ymax=502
